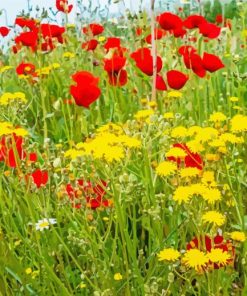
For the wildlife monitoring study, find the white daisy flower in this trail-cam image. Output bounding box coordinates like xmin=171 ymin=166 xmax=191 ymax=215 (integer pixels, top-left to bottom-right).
xmin=35 ymin=218 xmax=57 ymax=231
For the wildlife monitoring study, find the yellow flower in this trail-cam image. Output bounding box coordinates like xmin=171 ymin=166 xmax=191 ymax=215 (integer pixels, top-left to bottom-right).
xmin=79 ymin=282 xmax=86 ymax=288
xmin=148 ymin=101 xmax=157 ymax=108
xmin=118 ymin=135 xmax=141 ymax=148
xmin=163 ymin=112 xmax=174 ymax=119
xmin=231 ymin=114 xmax=247 ymax=133
xmin=201 ymin=171 xmax=215 ymax=184
xmin=114 ymin=273 xmax=123 ymax=281
xmin=0 ymin=66 xmax=13 ymax=73
xmin=157 ymin=248 xmax=180 ymax=262
xmin=186 ymin=140 xmax=204 ymax=153
xmin=173 ymin=186 xmax=193 ymax=204
xmin=25 ymin=268 xmax=32 ymax=275
xmin=220 ymin=133 xmax=244 ymax=144
xmin=98 ymin=36 xmax=106 ymax=42
xmin=134 ymin=109 xmax=154 ymax=120
xmin=165 ymin=147 xmax=187 ymax=158
xmin=205 ymin=153 xmax=220 ymax=161
xmin=171 ymin=126 xmax=187 ymax=138
xmin=229 ymin=96 xmax=239 ymax=102
xmin=201 ymin=188 xmax=222 ymax=204
xmin=207 ymin=248 xmax=231 ymax=266
xmin=180 ymin=167 xmax=200 ymax=178
xmin=187 ymin=126 xmax=202 ymax=136
xmin=209 ymin=112 xmax=227 ymax=122
xmin=156 ymin=161 xmax=177 ymax=177
xmin=97 ymin=123 xmax=123 ymax=135
xmin=167 ymin=91 xmax=182 ymax=98
xmin=195 ymin=127 xmax=219 ymax=143
xmin=0 ymin=92 xmax=27 ymax=106
xmin=230 ymin=231 xmax=246 ymax=242
xmin=202 ymin=211 xmax=226 ymax=226
xmin=63 ymin=51 xmax=75 ymax=58
xmin=182 ymin=249 xmax=208 ymax=272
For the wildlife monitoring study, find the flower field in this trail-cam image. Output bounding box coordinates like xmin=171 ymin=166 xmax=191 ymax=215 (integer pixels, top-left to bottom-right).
xmin=0 ymin=0 xmax=247 ymax=295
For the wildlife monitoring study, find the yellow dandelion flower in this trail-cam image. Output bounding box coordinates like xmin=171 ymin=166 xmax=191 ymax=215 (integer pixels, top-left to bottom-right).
xmin=231 ymin=114 xmax=247 ymax=133
xmin=79 ymin=282 xmax=86 ymax=288
xmin=202 ymin=211 xmax=226 ymax=226
xmin=100 ymin=146 xmax=125 ymax=163
xmin=173 ymin=186 xmax=193 ymax=204
xmin=229 ymin=96 xmax=239 ymax=102
xmin=165 ymin=147 xmax=187 ymax=158
xmin=233 ymin=106 xmax=242 ymax=111
xmin=205 ymin=153 xmax=220 ymax=161
xmin=0 ymin=66 xmax=13 ymax=73
xmin=209 ymin=112 xmax=227 ymax=122
xmin=207 ymin=248 xmax=231 ymax=266
xmin=187 ymin=126 xmax=202 ymax=136
xmin=63 ymin=51 xmax=75 ymax=58
xmin=202 ymin=188 xmax=222 ymax=204
xmin=182 ymin=249 xmax=208 ymax=272
xmin=25 ymin=268 xmax=32 ymax=275
xmin=134 ymin=109 xmax=154 ymax=120
xmin=167 ymin=91 xmax=182 ymax=98
xmin=230 ymin=231 xmax=246 ymax=242
xmin=220 ymin=133 xmax=244 ymax=144
xmin=156 ymin=161 xmax=177 ymax=177
xmin=157 ymin=248 xmax=180 ymax=262
xmin=209 ymin=139 xmax=226 ymax=148
xmin=97 ymin=123 xmax=123 ymax=135
xmin=98 ymin=36 xmax=106 ymax=42
xmin=148 ymin=101 xmax=157 ymax=108
xmin=186 ymin=140 xmax=204 ymax=153
xmin=180 ymin=167 xmax=201 ymax=178
xmin=171 ymin=126 xmax=187 ymax=138
xmin=0 ymin=92 xmax=27 ymax=106
xmin=195 ymin=127 xmax=219 ymax=142
xmin=201 ymin=171 xmax=215 ymax=184
xmin=114 ymin=273 xmax=123 ymax=281
xmin=163 ymin=112 xmax=174 ymax=119
xmin=118 ymin=135 xmax=141 ymax=148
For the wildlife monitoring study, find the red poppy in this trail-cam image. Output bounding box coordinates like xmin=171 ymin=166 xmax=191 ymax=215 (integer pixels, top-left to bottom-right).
xmin=15 ymin=31 xmax=38 ymax=49
xmin=172 ymin=26 xmax=187 ymax=38
xmin=82 ymin=23 xmax=104 ymax=36
xmin=131 ymin=48 xmax=163 ymax=76
xmin=29 ymin=152 xmax=38 ymax=162
xmin=0 ymin=26 xmax=10 ymax=37
xmin=70 ymin=71 xmax=101 ymax=108
xmin=16 ymin=63 xmax=36 ymax=76
xmin=31 ymin=169 xmax=48 ymax=188
xmin=136 ymin=27 xmax=143 ymax=36
xmin=156 ymin=74 xmax=167 ymax=91
xmin=166 ymin=70 xmax=188 ymax=90
xmin=202 ymin=52 xmax=224 ymax=73
xmin=145 ymin=28 xmax=165 ymax=44
xmin=41 ymin=24 xmax=65 ymax=41
xmin=104 ymin=37 xmax=121 ymax=51
xmin=56 ymin=0 xmax=73 ymax=13
xmin=167 ymin=143 xmax=203 ymax=170
xmin=183 ymin=52 xmax=206 ymax=78
xmin=157 ymin=12 xmax=183 ymax=31
xmin=104 ymin=55 xmax=127 ymax=87
xmin=183 ymin=15 xmax=207 ymax=29
xmin=215 ymin=14 xmax=223 ymax=24
xmin=199 ymin=22 xmax=221 ymax=39
xmin=187 ymin=234 xmax=235 ymax=269
xmin=178 ymin=45 xmax=197 ymax=56
xmin=15 ymin=17 xmax=37 ymax=30
xmin=82 ymin=39 xmax=99 ymax=51
xmin=0 ymin=135 xmax=26 ymax=168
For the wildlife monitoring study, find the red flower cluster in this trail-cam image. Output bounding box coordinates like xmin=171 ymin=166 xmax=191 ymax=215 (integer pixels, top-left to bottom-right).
xmin=66 ymin=180 xmax=111 ymax=209
xmin=56 ymin=0 xmax=73 ymax=13
xmin=156 ymin=12 xmax=221 ymax=40
xmin=179 ymin=45 xmax=224 ymax=78
xmin=82 ymin=23 xmax=104 ymax=52
xmin=70 ymin=71 xmax=101 ymax=108
xmin=104 ymin=52 xmax=127 ymax=87
xmin=187 ymin=234 xmax=235 ymax=269
xmin=14 ymin=17 xmax=66 ymax=53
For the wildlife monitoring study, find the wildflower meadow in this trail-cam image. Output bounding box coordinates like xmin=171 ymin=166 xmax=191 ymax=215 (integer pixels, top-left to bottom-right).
xmin=0 ymin=0 xmax=246 ymax=295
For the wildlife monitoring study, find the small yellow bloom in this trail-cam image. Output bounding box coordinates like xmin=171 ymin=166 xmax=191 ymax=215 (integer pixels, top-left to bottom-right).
xmin=79 ymin=282 xmax=86 ymax=288
xmin=98 ymin=36 xmax=106 ymax=42
xmin=230 ymin=231 xmax=246 ymax=242
xmin=167 ymin=91 xmax=182 ymax=98
xmin=156 ymin=161 xmax=177 ymax=177
xmin=25 ymin=268 xmax=32 ymax=275
xmin=114 ymin=273 xmax=123 ymax=281
xmin=229 ymin=96 xmax=239 ymax=102
xmin=163 ymin=112 xmax=174 ymax=119
xmin=157 ymin=248 xmax=180 ymax=262
xmin=202 ymin=211 xmax=226 ymax=226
